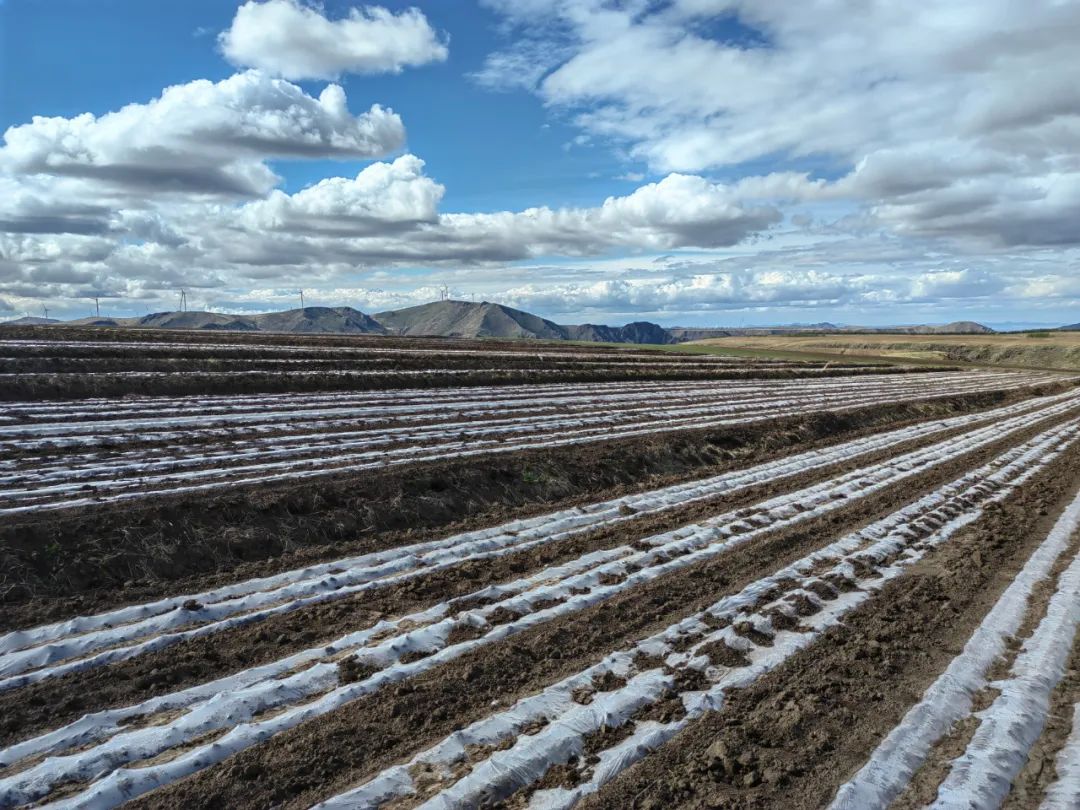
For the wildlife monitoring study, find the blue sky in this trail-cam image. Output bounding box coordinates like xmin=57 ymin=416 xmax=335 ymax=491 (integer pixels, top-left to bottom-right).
xmin=1 ymin=1 xmax=632 ymax=208
xmin=1 ymin=0 xmax=1078 ymax=328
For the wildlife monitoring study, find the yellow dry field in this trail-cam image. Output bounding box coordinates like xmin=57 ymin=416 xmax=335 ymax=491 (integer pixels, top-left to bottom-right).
xmin=682 ymin=331 xmax=1080 ymax=371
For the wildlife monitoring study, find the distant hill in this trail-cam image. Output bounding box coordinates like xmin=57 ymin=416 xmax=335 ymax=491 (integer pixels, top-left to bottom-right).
xmin=132 ymin=307 xmax=386 ymax=334
xmin=0 ymin=316 xmax=60 ymax=326
xmin=667 ymin=321 xmax=993 ymax=340
xmin=565 ymin=321 xmax=676 ymax=344
xmin=6 ymin=300 xmax=665 ymax=343
xmin=889 ymin=321 xmax=994 ymax=335
xmin=251 ymin=307 xmax=385 ymax=334
xmin=136 ymin=311 xmax=256 ymax=330
xmin=1059 ymin=323 xmax=1080 ymax=331
xmin=2 ymin=301 xmax=995 ymax=344
xmin=67 ymin=317 xmax=126 ymax=327
xmin=668 ymin=328 xmax=732 ymax=341
xmin=373 ymin=301 xmax=568 ymax=340
xmin=372 ymin=301 xmax=674 ymax=344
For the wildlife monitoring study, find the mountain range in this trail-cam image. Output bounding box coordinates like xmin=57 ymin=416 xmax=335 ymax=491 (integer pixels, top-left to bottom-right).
xmin=373 ymin=301 xmax=676 ymax=344
xmin=1 ymin=300 xmax=1004 ymax=343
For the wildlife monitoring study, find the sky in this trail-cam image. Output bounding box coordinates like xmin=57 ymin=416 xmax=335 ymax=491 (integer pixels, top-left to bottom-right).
xmin=0 ymin=0 xmax=1078 ymax=329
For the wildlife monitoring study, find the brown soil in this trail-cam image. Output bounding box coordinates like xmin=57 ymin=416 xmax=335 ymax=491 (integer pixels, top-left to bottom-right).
xmin=890 ymin=514 xmax=1080 ymax=808
xmin=0 ymin=389 xmax=1045 ymax=628
xmin=2 ymin=325 xmax=841 ymax=400
xmin=0 ymin=326 xmax=913 ymax=403
xmin=1001 ymin=610 xmax=1080 ymax=807
xmin=888 ymin=715 xmax=983 ymax=809
xmin=1 ymin=402 xmax=1056 ymax=748
xmin=121 ymin=413 xmax=1076 ymax=809
xmin=577 ymin=439 xmax=1080 ymax=810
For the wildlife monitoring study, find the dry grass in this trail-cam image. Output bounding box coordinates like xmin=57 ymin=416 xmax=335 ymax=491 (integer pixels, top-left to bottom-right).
xmin=675 ymin=332 xmax=1080 ymax=371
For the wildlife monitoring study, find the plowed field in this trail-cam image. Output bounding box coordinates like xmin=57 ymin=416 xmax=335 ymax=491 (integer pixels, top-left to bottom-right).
xmin=3 ymin=328 xmax=1079 ymax=809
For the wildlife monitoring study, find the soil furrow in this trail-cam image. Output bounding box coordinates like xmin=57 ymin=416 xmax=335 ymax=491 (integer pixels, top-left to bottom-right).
xmin=1 ymin=398 xmax=1069 ymax=754
xmin=2 ymin=378 xmax=1033 ymax=515
xmin=3 ymin=388 xmax=1062 ymax=630
xmin=1001 ymin=635 xmax=1080 ymax=808
xmin=8 ymin=392 xmax=1049 ymax=686
xmin=322 ymin=423 xmax=1067 ymax=810
xmin=115 ymin=412 xmax=1080 ymax=810
xmin=576 ymin=433 xmax=1080 ymax=810
xmin=0 ymin=401 xmax=1039 ymax=750
xmin=878 ymin=510 xmax=1080 ymax=810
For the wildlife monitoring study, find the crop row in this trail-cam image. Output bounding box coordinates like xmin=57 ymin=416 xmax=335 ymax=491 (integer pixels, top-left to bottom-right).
xmin=1 ymin=389 xmax=1076 ymax=808
xmin=0 ymin=373 xmax=1064 ymax=514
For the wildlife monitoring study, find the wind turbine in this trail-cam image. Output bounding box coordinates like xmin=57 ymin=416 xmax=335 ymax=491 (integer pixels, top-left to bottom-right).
xmin=41 ymin=304 xmax=49 ymax=320
xmin=299 ymin=289 xmax=305 ymax=310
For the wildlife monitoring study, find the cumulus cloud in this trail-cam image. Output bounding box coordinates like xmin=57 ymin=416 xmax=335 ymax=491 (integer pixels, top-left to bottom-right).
xmin=0 ymin=71 xmax=404 ymax=198
xmin=0 ymin=177 xmax=114 ymax=236
xmin=218 ymin=161 xmax=782 ymax=265
xmin=129 ymin=249 xmax=1080 ymax=324
xmin=238 ymin=155 xmax=445 ymax=235
xmin=220 ymin=1 xmax=447 ymax=80
xmin=485 ymin=253 xmax=1071 ymax=320
xmin=0 ymin=153 xmax=792 ymax=314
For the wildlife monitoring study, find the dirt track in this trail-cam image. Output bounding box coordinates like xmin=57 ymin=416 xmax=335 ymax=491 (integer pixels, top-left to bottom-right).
xmin=3 ymin=332 xmax=1080 ymax=810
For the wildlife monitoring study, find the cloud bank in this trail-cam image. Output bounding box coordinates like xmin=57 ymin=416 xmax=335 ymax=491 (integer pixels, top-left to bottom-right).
xmin=3 ymin=1 xmax=1079 ymax=325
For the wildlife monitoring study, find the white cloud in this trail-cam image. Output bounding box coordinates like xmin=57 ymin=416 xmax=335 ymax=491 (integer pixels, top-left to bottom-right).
xmin=481 ymin=0 xmax=1080 ymax=248
xmin=238 ymin=155 xmax=444 ymax=235
xmin=485 ymin=251 xmax=1076 ymax=321
xmin=0 ymin=71 xmax=404 ymax=199
xmin=220 ymin=0 xmax=447 ymax=80
xmin=0 ymin=153 xmax=791 ymax=313
xmin=470 ymin=37 xmax=574 ymax=91
xmin=219 ymin=162 xmax=782 ymax=265
xmin=8 ymin=2 xmax=1080 ymax=324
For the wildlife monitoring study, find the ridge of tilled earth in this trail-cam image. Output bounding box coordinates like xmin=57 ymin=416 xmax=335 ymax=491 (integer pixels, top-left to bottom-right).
xmin=2 ymin=375 xmax=1020 ymax=519
xmin=7 ymin=376 xmax=992 ymax=509
xmin=2 ymin=364 xmax=920 ymax=401
xmin=1000 ymin=631 xmax=1080 ymax=808
xmin=1 ymin=387 xmax=1058 ymax=629
xmin=574 ymin=436 xmax=1080 ymax=810
xmin=113 ymin=411 xmax=1080 ymax=810
xmin=843 ymin=506 xmax=1080 ymax=810
xmin=0 ymin=357 xmax=858 ymax=377
xmin=0 ymin=408 xmax=1018 ymax=749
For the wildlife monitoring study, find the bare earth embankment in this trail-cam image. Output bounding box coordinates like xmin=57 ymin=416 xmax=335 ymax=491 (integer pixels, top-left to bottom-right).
xmin=3 ymin=326 xmax=1080 ymax=809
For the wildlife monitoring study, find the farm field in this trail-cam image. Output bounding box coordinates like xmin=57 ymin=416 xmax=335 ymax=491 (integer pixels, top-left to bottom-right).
xmin=3 ymin=328 xmax=1080 ymax=809
xmin=680 ymin=331 xmax=1080 ymax=372
xmin=0 ymin=327 xmax=894 ymax=400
